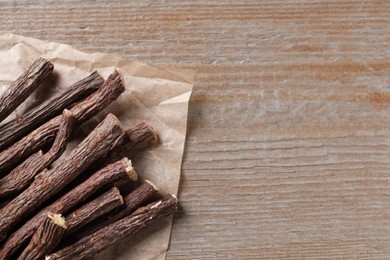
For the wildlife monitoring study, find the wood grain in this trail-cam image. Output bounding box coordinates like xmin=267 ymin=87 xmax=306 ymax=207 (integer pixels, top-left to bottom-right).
xmin=1 ymin=1 xmax=390 ymax=259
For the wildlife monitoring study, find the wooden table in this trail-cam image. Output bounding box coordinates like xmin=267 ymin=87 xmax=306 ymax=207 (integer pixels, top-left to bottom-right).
xmin=1 ymin=1 xmax=390 ymax=258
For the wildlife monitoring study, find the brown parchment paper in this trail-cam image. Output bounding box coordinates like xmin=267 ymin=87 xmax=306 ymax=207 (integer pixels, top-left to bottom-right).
xmin=0 ymin=33 xmax=193 ymax=260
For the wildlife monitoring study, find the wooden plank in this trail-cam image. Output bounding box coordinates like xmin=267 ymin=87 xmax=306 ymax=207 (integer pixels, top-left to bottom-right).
xmin=1 ymin=1 xmax=390 ymax=258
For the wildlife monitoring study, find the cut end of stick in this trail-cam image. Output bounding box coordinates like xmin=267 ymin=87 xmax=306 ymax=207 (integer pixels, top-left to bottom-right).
xmin=123 ymin=157 xmax=138 ymax=181
xmin=34 ymin=57 xmax=54 ymax=75
xmin=92 ymin=70 xmax=104 ymax=81
xmin=128 ymin=122 xmax=159 ymax=145
xmin=149 ymin=125 xmax=158 ymax=144
xmin=105 ymin=113 xmax=125 ymax=131
xmin=112 ymin=186 xmax=124 ymax=205
xmin=38 ymin=56 xmax=52 ymax=63
xmin=105 ymin=68 xmax=126 ymax=93
xmin=115 ymin=68 xmax=125 ymax=85
xmin=145 ymin=180 xmax=158 ymax=192
xmin=171 ymin=194 xmax=178 ymax=202
xmin=47 ymin=212 xmax=67 ymax=229
xmin=62 ymin=108 xmax=73 ymax=117
xmin=36 ymin=57 xmax=54 ymax=70
xmin=140 ymin=122 xmax=159 ymax=144
xmin=130 ymin=170 xmax=138 ymax=182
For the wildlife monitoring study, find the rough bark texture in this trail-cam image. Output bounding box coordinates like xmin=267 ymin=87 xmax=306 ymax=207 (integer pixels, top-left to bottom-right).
xmin=0 ymin=57 xmax=53 ymax=123
xmin=104 ymin=121 xmax=158 ymax=165
xmin=0 ymin=113 xmax=125 ymax=242
xmin=0 ymin=71 xmax=103 ymax=151
xmin=18 ymin=213 xmax=67 ymax=260
xmin=46 ymin=195 xmax=178 ymax=260
xmin=0 ymin=158 xmax=136 ymax=259
xmin=0 ymin=151 xmax=42 ymax=199
xmin=75 ymin=181 xmax=158 ymax=240
xmin=0 ymin=69 xmax=125 ymax=174
xmin=110 ymin=180 xmax=158 ymax=221
xmin=65 ymin=187 xmax=123 ymax=236
xmin=0 ymin=109 xmax=75 ymax=198
xmin=71 ymin=69 xmax=125 ymax=123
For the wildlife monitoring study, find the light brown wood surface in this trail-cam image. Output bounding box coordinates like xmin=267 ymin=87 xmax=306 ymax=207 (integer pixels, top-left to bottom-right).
xmin=1 ymin=1 xmax=390 ymax=259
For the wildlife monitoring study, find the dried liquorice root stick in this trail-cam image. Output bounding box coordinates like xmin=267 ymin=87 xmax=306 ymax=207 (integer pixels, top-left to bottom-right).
xmin=18 ymin=213 xmax=67 ymax=260
xmin=0 ymin=109 xmax=75 ymax=198
xmin=75 ymin=181 xmax=158 ymax=240
xmin=0 ymin=57 xmax=53 ymax=123
xmin=0 ymin=69 xmax=125 ymax=174
xmin=0 ymin=152 xmax=41 ymax=199
xmin=0 ymin=71 xmax=103 ymax=151
xmin=65 ymin=187 xmax=123 ymax=236
xmin=103 ymin=121 xmax=158 ymax=165
xmin=46 ymin=195 xmax=178 ymax=260
xmin=0 ymin=158 xmax=136 ymax=259
xmin=107 ymin=180 xmax=158 ymax=221
xmin=0 ymin=113 xmax=125 ymax=242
